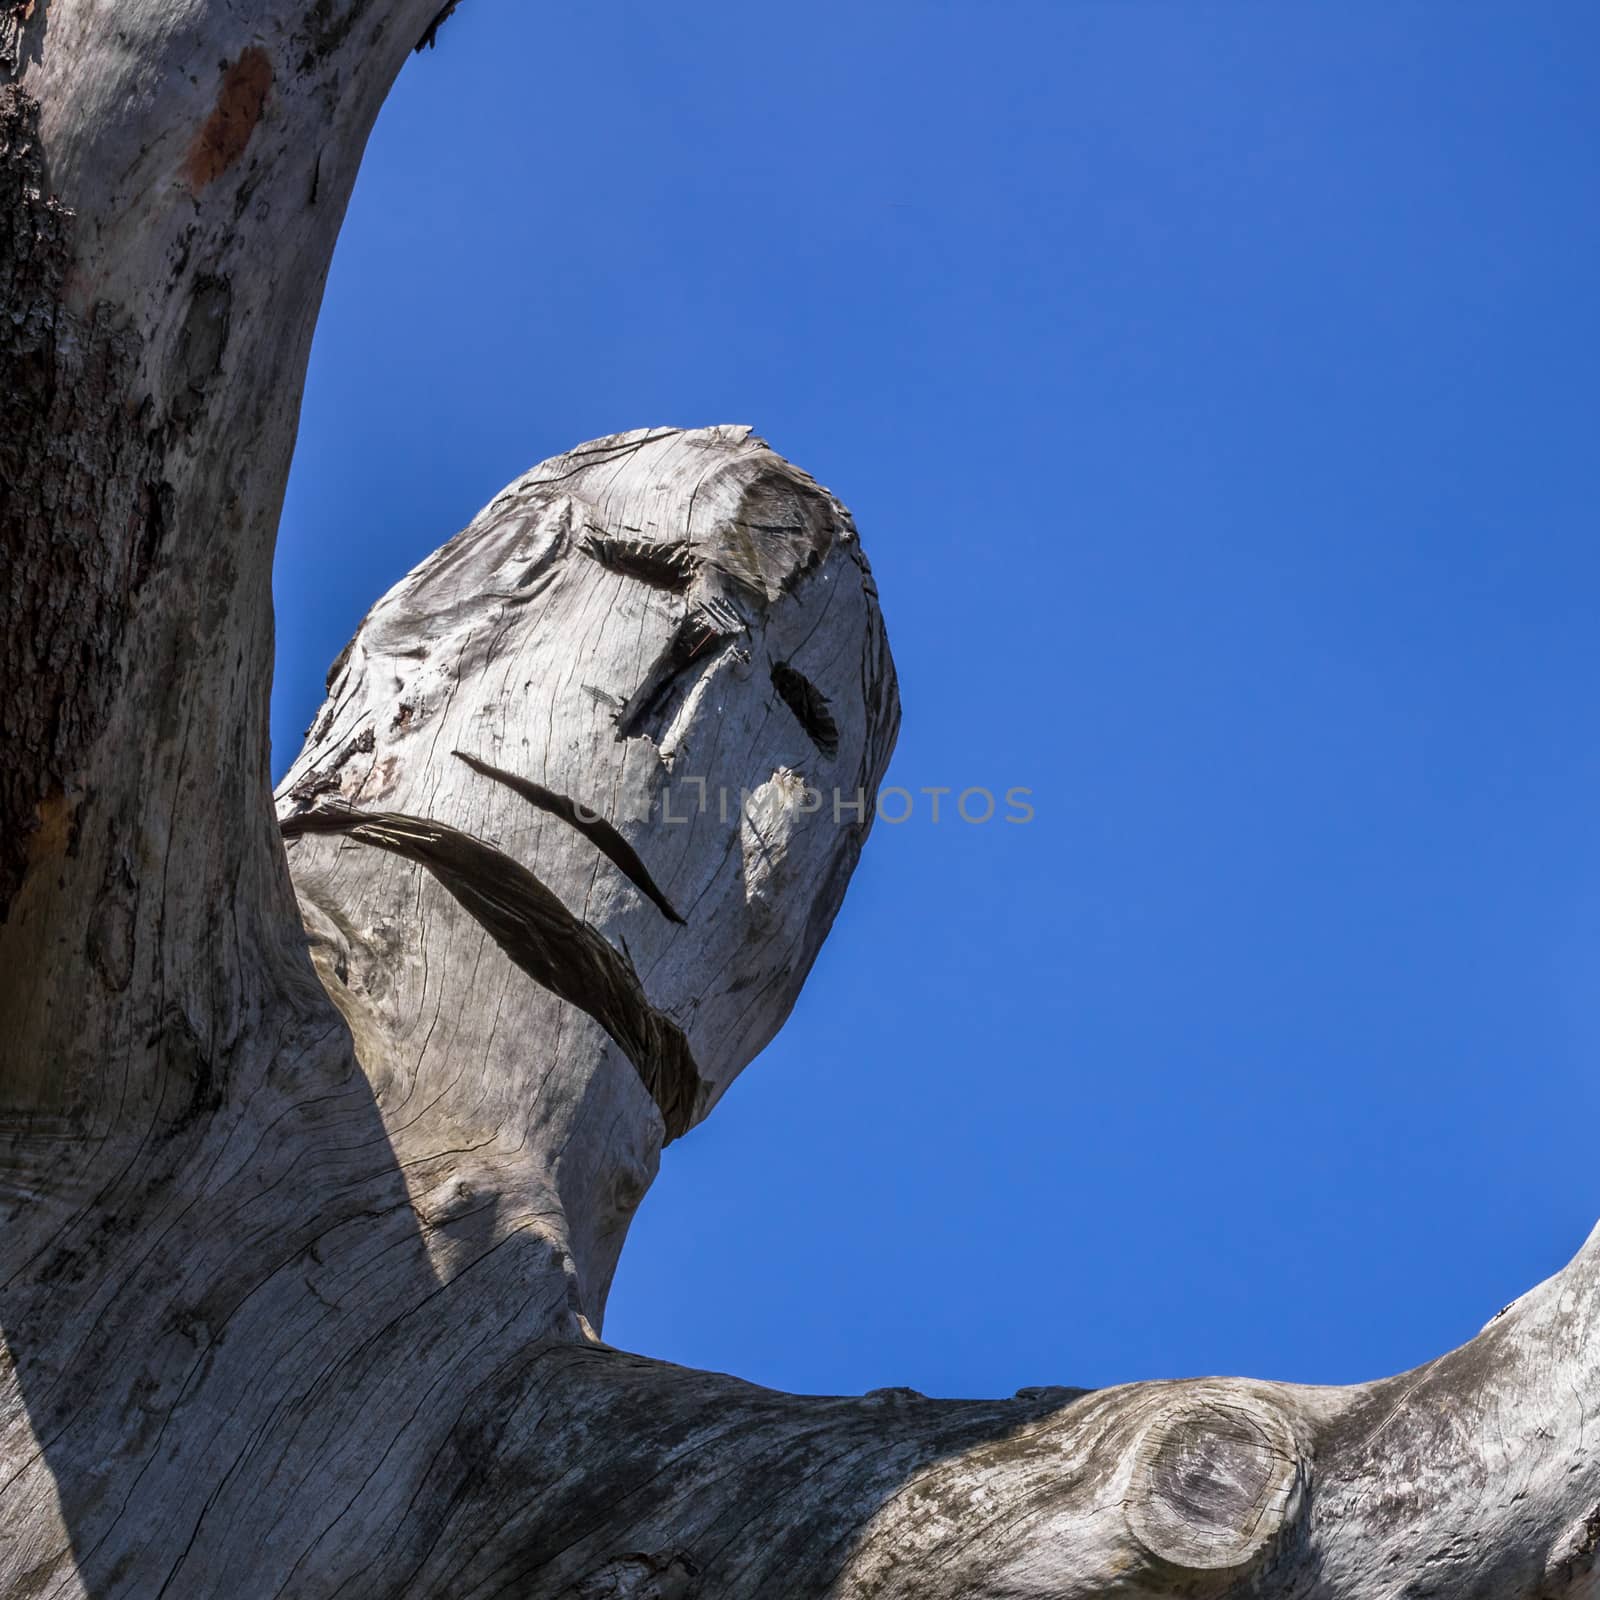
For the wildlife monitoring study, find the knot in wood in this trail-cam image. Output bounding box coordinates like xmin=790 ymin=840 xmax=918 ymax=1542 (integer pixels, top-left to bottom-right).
xmin=1123 ymin=1385 xmax=1304 ymax=1587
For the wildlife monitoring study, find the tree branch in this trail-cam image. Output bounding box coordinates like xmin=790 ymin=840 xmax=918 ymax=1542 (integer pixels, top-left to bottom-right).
xmin=0 ymin=5 xmax=1595 ymax=1596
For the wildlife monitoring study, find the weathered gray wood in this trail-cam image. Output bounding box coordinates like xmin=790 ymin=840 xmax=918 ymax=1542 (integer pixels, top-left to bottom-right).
xmin=2 ymin=5 xmax=1599 ymax=1597
xmin=275 ymin=425 xmax=898 ymax=1323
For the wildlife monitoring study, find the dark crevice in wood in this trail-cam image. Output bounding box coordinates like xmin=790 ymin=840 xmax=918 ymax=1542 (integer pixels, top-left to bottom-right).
xmin=565 ymin=1551 xmax=700 ymax=1598
xmin=414 ymin=1 xmax=460 ymax=52
xmin=279 ymin=804 xmax=702 ymax=1140
xmin=614 ymin=600 xmax=745 ymax=746
xmin=283 ymin=726 xmax=375 ymax=809
xmin=453 ymin=750 xmax=684 ymax=925
xmin=324 ymin=632 xmax=357 ymax=692
xmin=770 ymin=662 xmax=838 ymax=760
xmin=0 ymin=1 xmax=39 ymax=76
xmin=580 ymin=533 xmax=697 ymax=594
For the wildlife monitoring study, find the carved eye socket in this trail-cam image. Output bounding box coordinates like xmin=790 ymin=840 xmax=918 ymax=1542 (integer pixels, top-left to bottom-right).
xmin=770 ymin=661 xmax=839 ymax=760
xmin=581 ymin=533 xmax=696 ymax=594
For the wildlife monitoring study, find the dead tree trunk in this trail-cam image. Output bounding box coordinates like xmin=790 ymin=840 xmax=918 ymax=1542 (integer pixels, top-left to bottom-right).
xmin=1 ymin=5 xmax=1596 ymax=1597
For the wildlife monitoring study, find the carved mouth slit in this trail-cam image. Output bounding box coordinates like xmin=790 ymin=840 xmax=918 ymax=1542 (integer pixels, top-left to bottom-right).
xmin=280 ymin=805 xmax=701 ymax=1140
xmin=452 ymin=750 xmax=684 ymax=924
xmin=770 ymin=662 xmax=839 ymax=759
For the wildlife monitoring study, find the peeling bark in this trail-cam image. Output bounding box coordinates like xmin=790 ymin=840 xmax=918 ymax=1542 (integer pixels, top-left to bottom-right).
xmin=1 ymin=5 xmax=1597 ymax=1598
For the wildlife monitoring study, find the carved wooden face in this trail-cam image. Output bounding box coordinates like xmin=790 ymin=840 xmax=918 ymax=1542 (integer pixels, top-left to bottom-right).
xmin=277 ymin=426 xmax=899 ymax=1137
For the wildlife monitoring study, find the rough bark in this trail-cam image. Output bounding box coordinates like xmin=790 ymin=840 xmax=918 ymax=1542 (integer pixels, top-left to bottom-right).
xmin=1 ymin=4 xmax=1597 ymax=1598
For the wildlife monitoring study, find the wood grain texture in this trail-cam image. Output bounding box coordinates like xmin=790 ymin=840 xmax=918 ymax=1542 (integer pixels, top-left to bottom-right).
xmin=278 ymin=799 xmax=703 ymax=1139
xmin=275 ymin=424 xmax=899 ymax=1323
xmin=2 ymin=5 xmax=1599 ymax=1597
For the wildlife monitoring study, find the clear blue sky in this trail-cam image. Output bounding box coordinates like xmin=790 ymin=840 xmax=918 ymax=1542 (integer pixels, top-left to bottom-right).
xmin=272 ymin=2 xmax=1600 ymax=1396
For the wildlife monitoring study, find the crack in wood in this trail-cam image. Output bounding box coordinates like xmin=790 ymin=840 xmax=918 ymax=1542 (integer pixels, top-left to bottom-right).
xmin=284 ymin=726 xmax=375 ymax=808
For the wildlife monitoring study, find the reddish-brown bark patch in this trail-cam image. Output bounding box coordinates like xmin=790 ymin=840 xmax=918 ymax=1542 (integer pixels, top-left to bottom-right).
xmin=183 ymin=48 xmax=272 ymax=191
